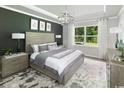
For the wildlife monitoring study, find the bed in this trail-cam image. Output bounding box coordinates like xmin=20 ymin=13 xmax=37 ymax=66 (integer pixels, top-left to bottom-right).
xmin=25 ymin=32 xmax=84 ymax=84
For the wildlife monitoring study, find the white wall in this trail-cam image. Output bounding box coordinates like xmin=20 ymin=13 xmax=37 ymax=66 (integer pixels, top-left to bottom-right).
xmin=63 ymin=21 xmax=99 ymax=58
xmin=107 ymin=18 xmax=119 ymax=49
xmin=118 ymin=6 xmax=124 ymax=43
xmin=63 ymin=18 xmax=119 ymax=59
xmin=73 ymin=20 xmax=99 ymax=58
xmin=72 ymin=45 xmax=99 ymax=58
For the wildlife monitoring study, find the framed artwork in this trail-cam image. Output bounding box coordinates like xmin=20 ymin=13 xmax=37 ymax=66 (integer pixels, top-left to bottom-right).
xmin=31 ymin=19 xmax=38 ymax=30
xmin=46 ymin=23 xmax=51 ymax=32
xmin=39 ymin=21 xmax=45 ymax=31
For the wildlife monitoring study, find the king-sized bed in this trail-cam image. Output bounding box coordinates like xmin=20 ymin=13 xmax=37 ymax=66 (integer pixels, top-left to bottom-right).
xmin=26 ymin=32 xmax=84 ymax=84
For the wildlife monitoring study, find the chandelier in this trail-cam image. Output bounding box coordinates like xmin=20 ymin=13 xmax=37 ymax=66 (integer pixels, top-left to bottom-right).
xmin=58 ymin=6 xmax=74 ymax=24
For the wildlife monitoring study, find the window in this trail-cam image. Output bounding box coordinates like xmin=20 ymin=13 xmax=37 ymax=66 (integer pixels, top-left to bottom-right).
xmin=75 ymin=27 xmax=84 ymax=44
xmin=75 ymin=26 xmax=98 ymax=46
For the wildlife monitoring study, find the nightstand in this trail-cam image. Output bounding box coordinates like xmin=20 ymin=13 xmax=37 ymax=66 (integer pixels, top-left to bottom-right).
xmin=107 ymin=48 xmax=124 ymax=88
xmin=110 ymin=60 xmax=124 ymax=88
xmin=0 ymin=53 xmax=28 ymax=78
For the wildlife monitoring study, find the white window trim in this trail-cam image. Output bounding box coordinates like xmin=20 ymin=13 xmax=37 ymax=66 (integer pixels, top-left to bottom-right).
xmin=75 ymin=25 xmax=98 ymax=47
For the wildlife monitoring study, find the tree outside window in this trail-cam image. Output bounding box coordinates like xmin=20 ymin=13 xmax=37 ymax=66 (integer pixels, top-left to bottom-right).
xmin=75 ymin=26 xmax=98 ymax=46
xmin=75 ymin=27 xmax=84 ymax=44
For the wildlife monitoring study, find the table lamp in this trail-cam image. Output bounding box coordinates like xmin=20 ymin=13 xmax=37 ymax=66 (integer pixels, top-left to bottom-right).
xmin=12 ymin=33 xmax=25 ymax=52
xmin=110 ymin=27 xmax=122 ymax=48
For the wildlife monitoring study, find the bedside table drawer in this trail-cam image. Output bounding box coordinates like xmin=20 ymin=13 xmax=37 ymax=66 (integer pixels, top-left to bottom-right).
xmin=3 ymin=56 xmax=28 ymax=66
xmin=2 ymin=63 xmax=28 ymax=77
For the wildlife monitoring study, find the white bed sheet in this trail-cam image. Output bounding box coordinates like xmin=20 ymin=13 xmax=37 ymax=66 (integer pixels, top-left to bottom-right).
xmin=45 ymin=50 xmax=83 ymax=75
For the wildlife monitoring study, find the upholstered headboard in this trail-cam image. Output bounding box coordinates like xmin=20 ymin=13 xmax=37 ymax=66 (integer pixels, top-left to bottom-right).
xmin=25 ymin=32 xmax=55 ymax=54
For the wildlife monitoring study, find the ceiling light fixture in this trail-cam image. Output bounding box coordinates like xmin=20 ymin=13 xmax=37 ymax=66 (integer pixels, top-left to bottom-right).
xmin=58 ymin=6 xmax=74 ymax=24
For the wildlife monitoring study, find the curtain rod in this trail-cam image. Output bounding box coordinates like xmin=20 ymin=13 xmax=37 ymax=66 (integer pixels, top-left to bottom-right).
xmin=74 ymin=16 xmax=118 ymax=23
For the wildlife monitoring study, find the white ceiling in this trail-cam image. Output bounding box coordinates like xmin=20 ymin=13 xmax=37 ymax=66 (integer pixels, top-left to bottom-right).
xmin=0 ymin=5 xmax=122 ymax=23
xmin=106 ymin=5 xmax=122 ymax=16
xmin=36 ymin=5 xmax=104 ymax=18
xmin=36 ymin=5 xmax=122 ymax=20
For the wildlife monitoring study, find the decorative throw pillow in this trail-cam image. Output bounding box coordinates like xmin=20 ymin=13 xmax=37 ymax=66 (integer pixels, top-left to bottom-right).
xmin=31 ymin=43 xmax=48 ymax=52
xmin=38 ymin=44 xmax=48 ymax=52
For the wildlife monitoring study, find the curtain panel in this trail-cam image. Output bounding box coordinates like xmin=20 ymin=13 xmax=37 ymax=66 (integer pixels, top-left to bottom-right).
xmin=98 ymin=18 xmax=108 ymax=59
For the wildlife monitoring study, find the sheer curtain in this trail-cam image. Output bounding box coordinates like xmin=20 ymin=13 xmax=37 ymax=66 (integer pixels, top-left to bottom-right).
xmin=98 ymin=18 xmax=108 ymax=59
xmin=63 ymin=23 xmax=75 ymax=48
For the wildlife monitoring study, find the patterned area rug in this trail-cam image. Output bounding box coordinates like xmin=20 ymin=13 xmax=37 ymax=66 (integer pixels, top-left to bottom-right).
xmin=0 ymin=58 xmax=107 ymax=88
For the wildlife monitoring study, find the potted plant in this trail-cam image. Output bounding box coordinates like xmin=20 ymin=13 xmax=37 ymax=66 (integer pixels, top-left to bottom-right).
xmin=118 ymin=47 xmax=124 ymax=57
xmin=0 ymin=48 xmax=14 ymax=56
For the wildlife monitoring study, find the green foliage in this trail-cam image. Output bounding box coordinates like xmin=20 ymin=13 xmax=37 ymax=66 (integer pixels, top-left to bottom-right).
xmin=118 ymin=47 xmax=124 ymax=57
xmin=86 ymin=37 xmax=97 ymax=43
xmin=75 ymin=36 xmax=84 ymax=42
xmin=75 ymin=26 xmax=98 ymax=44
xmin=75 ymin=27 xmax=84 ymax=35
xmin=86 ymin=26 xmax=98 ymax=35
xmin=117 ymin=40 xmax=124 ymax=57
xmin=0 ymin=48 xmax=14 ymax=55
xmin=118 ymin=47 xmax=124 ymax=52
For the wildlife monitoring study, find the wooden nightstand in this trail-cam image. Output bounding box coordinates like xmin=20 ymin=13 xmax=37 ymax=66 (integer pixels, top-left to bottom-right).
xmin=110 ymin=60 xmax=124 ymax=88
xmin=0 ymin=53 xmax=28 ymax=78
xmin=107 ymin=48 xmax=124 ymax=88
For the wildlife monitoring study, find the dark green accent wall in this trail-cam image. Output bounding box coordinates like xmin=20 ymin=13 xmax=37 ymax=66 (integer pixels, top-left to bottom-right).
xmin=0 ymin=7 xmax=63 ymax=53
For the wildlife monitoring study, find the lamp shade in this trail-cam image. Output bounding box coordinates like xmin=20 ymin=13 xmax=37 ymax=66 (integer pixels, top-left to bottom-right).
xmin=12 ymin=33 xmax=25 ymax=39
xmin=110 ymin=27 xmax=122 ymax=34
xmin=55 ymin=35 xmax=61 ymax=38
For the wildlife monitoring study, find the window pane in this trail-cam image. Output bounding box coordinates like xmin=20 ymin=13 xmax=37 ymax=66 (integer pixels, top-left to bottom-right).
xmin=86 ymin=35 xmax=97 ymax=37
xmin=86 ymin=26 xmax=98 ymax=35
xmin=86 ymin=37 xmax=97 ymax=44
xmin=75 ymin=27 xmax=84 ymax=35
xmin=75 ymin=36 xmax=84 ymax=42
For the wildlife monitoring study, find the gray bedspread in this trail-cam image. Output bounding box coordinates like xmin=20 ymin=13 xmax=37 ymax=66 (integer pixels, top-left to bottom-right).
xmin=32 ymin=48 xmax=84 ymax=83
xmin=34 ymin=48 xmax=69 ymax=68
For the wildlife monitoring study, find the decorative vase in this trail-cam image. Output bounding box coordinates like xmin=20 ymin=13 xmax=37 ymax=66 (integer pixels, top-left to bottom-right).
xmin=115 ymin=37 xmax=119 ymax=48
xmin=115 ymin=34 xmax=119 ymax=48
xmin=118 ymin=40 xmax=124 ymax=57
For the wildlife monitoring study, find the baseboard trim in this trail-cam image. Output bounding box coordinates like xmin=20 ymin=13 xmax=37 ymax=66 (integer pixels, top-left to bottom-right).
xmin=85 ymin=55 xmax=105 ymax=62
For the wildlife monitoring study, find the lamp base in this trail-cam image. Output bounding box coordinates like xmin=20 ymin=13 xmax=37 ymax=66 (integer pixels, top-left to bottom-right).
xmin=17 ymin=49 xmax=21 ymax=53
xmin=17 ymin=39 xmax=21 ymax=53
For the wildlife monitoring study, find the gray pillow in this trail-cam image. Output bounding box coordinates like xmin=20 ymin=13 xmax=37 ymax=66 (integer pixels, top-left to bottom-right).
xmin=38 ymin=45 xmax=48 ymax=52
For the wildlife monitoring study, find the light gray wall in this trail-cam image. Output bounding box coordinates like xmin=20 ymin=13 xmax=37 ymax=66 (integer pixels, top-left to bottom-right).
xmin=63 ymin=24 xmax=68 ymax=48
xmin=63 ymin=23 xmax=74 ymax=48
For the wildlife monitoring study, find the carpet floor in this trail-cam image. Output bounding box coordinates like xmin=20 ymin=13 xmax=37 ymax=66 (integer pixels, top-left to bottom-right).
xmin=0 ymin=58 xmax=107 ymax=88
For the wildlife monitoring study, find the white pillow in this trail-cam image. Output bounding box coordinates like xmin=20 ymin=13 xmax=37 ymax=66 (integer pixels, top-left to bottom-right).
xmin=48 ymin=42 xmax=57 ymax=51
xmin=39 ymin=43 xmax=47 ymax=46
xmin=48 ymin=42 xmax=57 ymax=45
xmin=31 ymin=44 xmax=39 ymax=52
